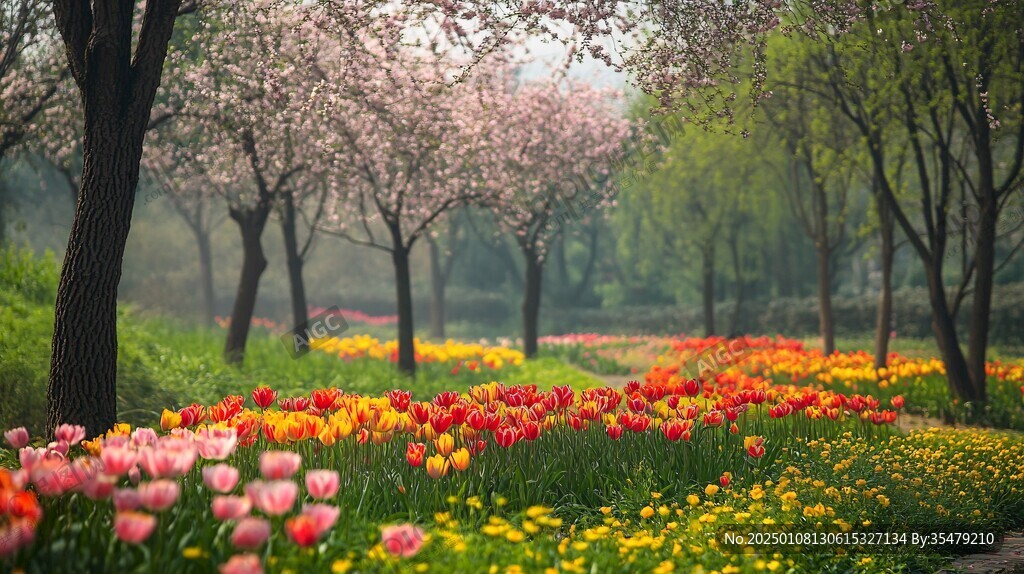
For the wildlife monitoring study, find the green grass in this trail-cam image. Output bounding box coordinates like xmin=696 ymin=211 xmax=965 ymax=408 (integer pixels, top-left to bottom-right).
xmin=0 ymin=247 xmax=603 ymax=433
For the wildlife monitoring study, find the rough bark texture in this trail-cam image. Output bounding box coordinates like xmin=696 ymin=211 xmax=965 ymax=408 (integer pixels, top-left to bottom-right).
xmin=522 ymin=251 xmax=543 ymax=358
xmin=392 ymin=245 xmax=416 ymax=376
xmin=47 ymin=0 xmax=183 ymax=438
xmin=280 ymin=191 xmax=308 ymax=330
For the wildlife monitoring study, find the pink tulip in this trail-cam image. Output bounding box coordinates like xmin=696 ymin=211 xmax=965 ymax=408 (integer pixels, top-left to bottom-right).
xmin=302 ymin=503 xmax=339 ymax=534
xmin=381 ymin=524 xmax=426 ymax=558
xmin=231 ymin=517 xmax=271 ymax=549
xmin=197 ymin=428 xmax=238 ymax=461
xmin=128 ymin=465 xmax=141 ymax=486
xmin=114 ymin=511 xmax=157 ymax=544
xmin=304 ymin=470 xmax=339 ymax=500
xmin=54 ymin=424 xmax=86 ymax=446
xmin=82 ymin=474 xmax=118 ymax=500
xmin=138 ymin=439 xmax=197 ymax=478
xmin=138 ymin=479 xmax=180 ymax=512
xmin=18 ymin=447 xmax=46 ymax=473
xmin=130 ymin=428 xmax=158 ymax=448
xmin=47 ymin=440 xmax=70 ymax=457
xmin=212 ymin=495 xmax=252 ymax=521
xmin=100 ymin=446 xmax=139 ymax=476
xmin=203 ymin=464 xmax=240 ymax=493
xmin=259 ymin=451 xmax=301 ymax=480
xmin=102 ymin=435 xmax=130 ymax=448
xmin=219 ymin=553 xmax=263 ymax=574
xmin=245 ymin=480 xmax=298 ymax=516
xmin=113 ymin=488 xmax=142 ymax=512
xmin=4 ymin=427 xmax=29 ymax=449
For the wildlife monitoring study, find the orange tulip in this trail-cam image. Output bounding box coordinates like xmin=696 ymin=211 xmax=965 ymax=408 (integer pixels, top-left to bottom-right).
xmin=449 ymin=448 xmax=471 ymax=471
xmin=425 ymin=454 xmax=449 ymax=479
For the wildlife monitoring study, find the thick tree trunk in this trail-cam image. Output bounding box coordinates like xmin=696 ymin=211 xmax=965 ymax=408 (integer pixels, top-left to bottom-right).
xmin=522 ymin=251 xmax=543 ymax=358
xmin=279 ymin=191 xmax=308 ymax=329
xmin=816 ymin=246 xmax=835 ymax=355
xmin=701 ymin=246 xmax=715 ymax=337
xmin=224 ymin=213 xmax=268 ymax=364
xmin=47 ymin=125 xmax=145 ymax=438
xmin=392 ymin=246 xmax=416 ymax=376
xmin=922 ymin=261 xmax=975 ymax=405
xmin=46 ymin=0 xmax=183 ymax=438
xmin=873 ymin=197 xmax=894 ymax=370
xmin=427 ymin=237 xmax=445 ymax=340
xmin=196 ymin=228 xmax=216 ymax=327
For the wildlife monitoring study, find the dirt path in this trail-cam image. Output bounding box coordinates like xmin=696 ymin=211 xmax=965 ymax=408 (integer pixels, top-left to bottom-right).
xmin=936 ymin=534 xmax=1024 ymax=573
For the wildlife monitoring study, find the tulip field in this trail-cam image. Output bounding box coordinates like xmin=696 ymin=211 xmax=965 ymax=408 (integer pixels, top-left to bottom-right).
xmin=3 ymin=327 xmax=1024 ymax=573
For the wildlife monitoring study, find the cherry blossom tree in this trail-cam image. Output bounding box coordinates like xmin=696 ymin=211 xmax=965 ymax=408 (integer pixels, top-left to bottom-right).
xmin=478 ymin=78 xmax=632 ymax=357
xmin=310 ymin=27 xmax=497 ymax=376
xmin=173 ymin=1 xmax=325 ymax=364
xmin=0 ymin=0 xmax=66 ymax=163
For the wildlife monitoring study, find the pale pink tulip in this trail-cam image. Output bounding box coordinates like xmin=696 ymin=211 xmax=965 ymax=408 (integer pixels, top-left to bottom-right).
xmin=114 ymin=511 xmax=157 ymax=544
xmin=302 ymin=503 xmax=340 ymax=534
xmin=138 ymin=479 xmax=180 ymax=512
xmin=138 ymin=440 xmax=197 ymax=478
xmin=130 ymin=428 xmax=158 ymax=448
xmin=197 ymin=428 xmax=238 ymax=460
xmin=304 ymin=469 xmax=339 ymax=500
xmin=54 ymin=424 xmax=86 ymax=446
xmin=82 ymin=474 xmax=118 ymax=500
xmin=381 ymin=524 xmax=426 ymax=558
xmin=219 ymin=553 xmax=263 ymax=574
xmin=113 ymin=488 xmax=142 ymax=512
xmin=245 ymin=480 xmax=298 ymax=516
xmin=203 ymin=464 xmax=240 ymax=493
xmin=4 ymin=427 xmax=29 ymax=449
xmin=259 ymin=451 xmax=301 ymax=480
xmin=100 ymin=446 xmax=138 ymax=476
xmin=230 ymin=517 xmax=270 ymax=549
xmin=212 ymin=495 xmax=252 ymax=521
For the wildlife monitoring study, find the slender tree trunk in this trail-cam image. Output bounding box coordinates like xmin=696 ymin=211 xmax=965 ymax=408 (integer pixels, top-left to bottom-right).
xmin=728 ymin=235 xmax=744 ymax=335
xmin=427 ymin=237 xmax=446 ymax=340
xmin=224 ymin=213 xmax=268 ymax=364
xmin=873 ymin=196 xmax=894 ymax=370
xmin=816 ymin=246 xmax=835 ymax=355
xmin=392 ymin=245 xmax=416 ymax=376
xmin=279 ymin=191 xmax=308 ymax=329
xmin=701 ymin=246 xmax=715 ymax=337
xmin=196 ymin=228 xmax=216 ymax=327
xmin=965 ymin=140 xmax=996 ymax=405
xmin=522 ymin=250 xmax=543 ymax=358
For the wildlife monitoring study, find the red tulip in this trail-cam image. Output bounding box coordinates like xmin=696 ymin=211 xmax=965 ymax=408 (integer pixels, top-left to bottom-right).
xmin=385 ymin=390 xmax=412 ymax=412
xmin=683 ymin=379 xmax=701 ymax=397
xmin=495 ymin=426 xmax=518 ymax=448
xmin=285 ymin=515 xmax=319 ymax=547
xmin=252 ymin=386 xmax=278 ymax=409
xmin=891 ymin=395 xmax=905 ymax=409
xmin=606 ymin=424 xmax=623 ymax=440
xmin=406 ymin=443 xmax=426 ymax=467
